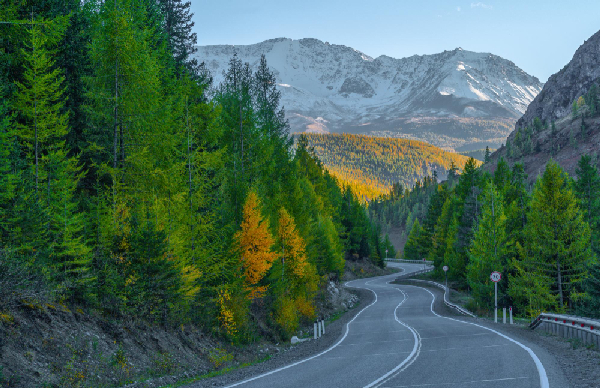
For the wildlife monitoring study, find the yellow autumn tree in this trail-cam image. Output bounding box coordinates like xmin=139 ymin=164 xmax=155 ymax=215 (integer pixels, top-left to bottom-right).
xmin=234 ymin=190 xmax=277 ymax=299
xmin=274 ymin=208 xmax=319 ymax=335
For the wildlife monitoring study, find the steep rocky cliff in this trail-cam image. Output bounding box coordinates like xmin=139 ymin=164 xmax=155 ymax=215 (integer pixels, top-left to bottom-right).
xmin=516 ymin=30 xmax=600 ymax=127
xmin=487 ymin=30 xmax=600 ymax=181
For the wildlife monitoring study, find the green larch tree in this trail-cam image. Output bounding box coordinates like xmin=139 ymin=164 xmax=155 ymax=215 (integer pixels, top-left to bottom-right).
xmin=467 ymin=182 xmax=507 ymax=309
xmin=513 ymin=161 xmax=592 ymax=312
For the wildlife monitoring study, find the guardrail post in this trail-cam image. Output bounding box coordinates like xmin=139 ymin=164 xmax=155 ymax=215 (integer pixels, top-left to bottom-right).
xmin=503 ymin=308 xmax=506 ymax=324
xmin=314 ymin=320 xmax=318 ymax=339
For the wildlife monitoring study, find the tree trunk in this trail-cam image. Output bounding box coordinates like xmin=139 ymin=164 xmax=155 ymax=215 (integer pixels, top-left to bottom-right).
xmin=186 ymin=97 xmax=195 ymax=258
xmin=557 ymin=259 xmax=564 ymax=309
xmin=113 ymin=56 xmax=119 ymax=170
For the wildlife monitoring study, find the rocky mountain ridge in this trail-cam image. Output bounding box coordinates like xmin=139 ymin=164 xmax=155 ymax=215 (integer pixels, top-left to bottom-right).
xmin=517 ymin=30 xmax=600 ymax=128
xmin=195 ymin=38 xmax=543 ymax=151
xmin=487 ymin=29 xmax=600 ymax=181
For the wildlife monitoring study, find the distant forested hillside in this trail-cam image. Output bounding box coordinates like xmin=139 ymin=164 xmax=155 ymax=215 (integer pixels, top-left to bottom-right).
xmin=303 ymin=133 xmax=475 ymax=199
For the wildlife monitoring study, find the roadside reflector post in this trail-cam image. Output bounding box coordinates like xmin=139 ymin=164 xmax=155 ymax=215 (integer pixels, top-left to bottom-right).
xmin=318 ymin=319 xmax=322 ymax=338
xmin=509 ymin=306 xmax=513 ymax=325
xmin=314 ymin=320 xmax=318 ymax=339
xmin=322 ymin=318 xmax=325 ymax=335
xmin=494 ymin=282 xmax=497 ymax=323
xmin=503 ymin=307 xmax=506 ymax=324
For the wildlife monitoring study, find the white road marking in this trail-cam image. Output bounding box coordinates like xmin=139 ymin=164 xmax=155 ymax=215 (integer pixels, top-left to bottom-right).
xmin=381 ymin=376 xmax=530 ymax=387
xmin=223 ymin=270 xmax=415 ymax=387
xmin=416 ymin=286 xmax=550 ymax=388
xmin=363 ymin=287 xmax=422 ymax=388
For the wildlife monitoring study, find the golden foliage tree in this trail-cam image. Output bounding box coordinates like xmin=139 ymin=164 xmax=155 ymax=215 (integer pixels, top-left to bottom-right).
xmin=274 ymin=208 xmax=318 ymax=336
xmin=234 ymin=190 xmax=276 ymax=299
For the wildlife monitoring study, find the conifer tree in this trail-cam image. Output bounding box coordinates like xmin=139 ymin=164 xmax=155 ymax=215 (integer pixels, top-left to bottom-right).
xmin=156 ymin=0 xmax=198 ymax=73
xmin=403 ymin=219 xmax=422 ymax=260
xmin=484 ymin=146 xmax=491 ymax=163
xmin=467 ymin=182 xmax=507 ymax=308
xmin=573 ymin=154 xmax=600 ymax=254
xmin=14 ymin=15 xmax=70 ymax=191
xmin=234 ymin=191 xmax=276 ymax=299
xmin=513 ymin=161 xmax=592 ymax=311
xmin=0 ymin=97 xmax=19 ymax=242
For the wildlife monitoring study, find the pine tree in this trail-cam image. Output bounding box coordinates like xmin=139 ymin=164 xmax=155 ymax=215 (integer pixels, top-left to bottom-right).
xmin=513 ymin=161 xmax=593 ymax=312
xmin=0 ymin=96 xmax=19 ymax=243
xmin=493 ymin=158 xmax=511 ymax=197
xmin=573 ymin=155 xmax=600 ymax=255
xmin=156 ymin=0 xmax=198 ymax=73
xmin=234 ymin=191 xmax=276 ymax=299
xmin=484 ymin=146 xmax=491 ymax=163
xmin=467 ymin=182 xmax=507 ymax=309
xmin=14 ymin=15 xmax=70 ymax=191
xmin=403 ymin=219 xmax=422 ymax=260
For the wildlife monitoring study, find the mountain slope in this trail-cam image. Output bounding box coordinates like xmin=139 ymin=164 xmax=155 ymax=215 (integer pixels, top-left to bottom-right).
xmin=196 ymin=38 xmax=542 ymax=151
xmin=303 ymin=133 xmax=475 ymax=199
xmin=487 ymin=30 xmax=600 ymax=180
xmin=517 ymin=30 xmax=600 ymax=127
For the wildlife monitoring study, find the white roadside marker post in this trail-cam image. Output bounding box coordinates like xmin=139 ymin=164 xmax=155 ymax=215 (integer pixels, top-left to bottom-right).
xmin=495 ymin=282 xmax=498 ymax=323
xmin=314 ymin=320 xmax=318 ymax=339
xmin=322 ymin=318 xmax=325 ymax=335
xmin=509 ymin=306 xmax=513 ymax=324
xmin=503 ymin=307 xmax=506 ymax=324
xmin=443 ymin=266 xmax=449 ymax=292
xmin=490 ymin=271 xmax=502 ymax=323
xmin=318 ymin=320 xmax=322 ymax=338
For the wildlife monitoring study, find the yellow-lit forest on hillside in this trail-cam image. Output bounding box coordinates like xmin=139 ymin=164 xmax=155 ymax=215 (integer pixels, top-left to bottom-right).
xmin=304 ymin=133 xmax=475 ymax=199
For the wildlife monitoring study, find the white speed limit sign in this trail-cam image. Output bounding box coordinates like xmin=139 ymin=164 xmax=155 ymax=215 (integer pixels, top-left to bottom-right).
xmin=443 ymin=265 xmax=449 ymax=272
xmin=490 ymin=271 xmax=502 ymax=282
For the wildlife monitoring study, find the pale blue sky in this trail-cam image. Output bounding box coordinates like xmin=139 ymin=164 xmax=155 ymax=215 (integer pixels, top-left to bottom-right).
xmin=191 ymin=1 xmax=600 ymax=82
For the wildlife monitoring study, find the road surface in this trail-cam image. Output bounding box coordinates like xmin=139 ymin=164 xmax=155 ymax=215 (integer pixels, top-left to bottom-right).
xmin=222 ymin=263 xmax=562 ymax=388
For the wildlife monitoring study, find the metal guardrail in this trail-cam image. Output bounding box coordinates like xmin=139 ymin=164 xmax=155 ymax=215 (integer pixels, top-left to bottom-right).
xmin=385 ymin=258 xmax=434 ymax=265
xmin=530 ymin=312 xmax=600 ymax=347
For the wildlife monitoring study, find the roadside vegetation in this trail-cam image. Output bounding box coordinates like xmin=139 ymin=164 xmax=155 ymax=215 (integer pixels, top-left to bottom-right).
xmin=0 ymin=0 xmax=393 ymax=376
xmin=374 ymin=154 xmax=600 ymax=318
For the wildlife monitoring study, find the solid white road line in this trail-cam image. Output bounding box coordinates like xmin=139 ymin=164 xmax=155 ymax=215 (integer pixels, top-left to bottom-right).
xmin=363 ymin=288 xmax=422 ymax=388
xmin=416 ymin=286 xmax=550 ymax=388
xmin=381 ymin=376 xmax=530 ymax=387
xmin=223 ymin=275 xmax=403 ymax=387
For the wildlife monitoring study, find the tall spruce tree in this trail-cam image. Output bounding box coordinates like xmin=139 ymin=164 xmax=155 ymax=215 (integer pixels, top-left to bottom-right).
xmin=467 ymin=182 xmax=507 ymax=309
xmin=573 ymin=155 xmax=600 ymax=254
xmin=512 ymin=161 xmax=592 ymax=312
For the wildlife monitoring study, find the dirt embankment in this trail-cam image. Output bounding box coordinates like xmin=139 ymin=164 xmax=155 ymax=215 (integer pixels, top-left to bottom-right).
xmin=0 ymin=260 xmax=388 ymax=387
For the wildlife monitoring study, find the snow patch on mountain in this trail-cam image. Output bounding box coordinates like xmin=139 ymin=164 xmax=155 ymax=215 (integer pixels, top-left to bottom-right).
xmin=195 ymin=38 xmax=543 ymax=135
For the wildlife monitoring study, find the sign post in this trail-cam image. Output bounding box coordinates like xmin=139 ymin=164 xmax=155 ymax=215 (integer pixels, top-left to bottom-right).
xmin=443 ymin=265 xmax=449 ymax=292
xmin=490 ymin=271 xmax=502 ymax=323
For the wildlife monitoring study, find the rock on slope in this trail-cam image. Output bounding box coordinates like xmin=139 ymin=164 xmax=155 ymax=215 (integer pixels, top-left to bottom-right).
xmin=195 ymin=38 xmax=542 ymax=151
xmin=487 ymin=29 xmax=600 ymax=181
xmin=517 ymin=30 xmax=600 ymax=127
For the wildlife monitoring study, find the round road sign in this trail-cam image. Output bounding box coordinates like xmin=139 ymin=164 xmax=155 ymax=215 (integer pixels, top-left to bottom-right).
xmin=443 ymin=265 xmax=449 ymax=272
xmin=490 ymin=271 xmax=502 ymax=283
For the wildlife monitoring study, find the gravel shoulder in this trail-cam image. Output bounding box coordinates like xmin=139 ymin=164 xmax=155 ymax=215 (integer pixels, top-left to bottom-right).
xmin=184 ymin=288 xmax=374 ymax=387
xmin=398 ymin=280 xmax=600 ymax=388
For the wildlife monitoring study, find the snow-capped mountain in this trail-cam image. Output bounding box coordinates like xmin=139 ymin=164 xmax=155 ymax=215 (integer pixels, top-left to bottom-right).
xmin=195 ymin=38 xmax=543 ymax=151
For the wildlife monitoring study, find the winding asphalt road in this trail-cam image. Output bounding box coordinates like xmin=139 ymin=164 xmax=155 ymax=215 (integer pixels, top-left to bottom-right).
xmin=223 ymin=263 xmax=564 ymax=388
